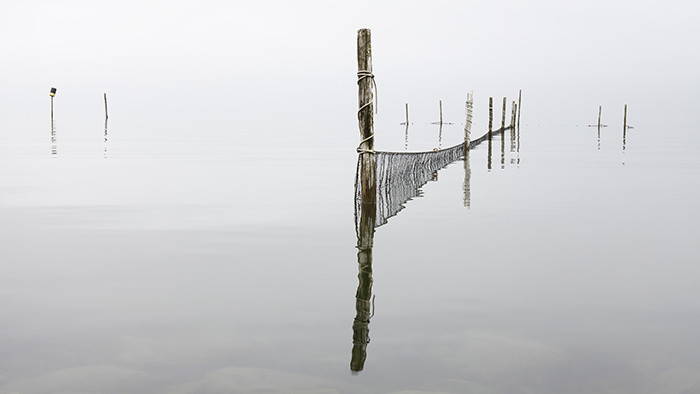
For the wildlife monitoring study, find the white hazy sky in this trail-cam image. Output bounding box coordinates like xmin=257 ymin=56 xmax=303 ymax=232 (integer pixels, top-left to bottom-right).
xmin=1 ymin=0 xmax=699 ymax=144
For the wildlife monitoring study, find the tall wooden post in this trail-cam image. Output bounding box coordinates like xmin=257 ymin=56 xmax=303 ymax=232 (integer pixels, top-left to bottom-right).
xmin=104 ymin=93 xmax=109 ymax=119
xmin=598 ymin=105 xmax=602 ymax=128
xmin=357 ymin=28 xmax=376 ymax=204
xmin=623 ymin=104 xmax=627 ymax=131
xmin=439 ymin=100 xmax=443 ymax=125
xmin=405 ymin=103 xmax=409 ymax=125
xmin=501 ymin=97 xmax=506 ymax=131
xmin=464 ymin=91 xmax=473 ymax=146
xmin=352 ymin=28 xmax=377 ymax=373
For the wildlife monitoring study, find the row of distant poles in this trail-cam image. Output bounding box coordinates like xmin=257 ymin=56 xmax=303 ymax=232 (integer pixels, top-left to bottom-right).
xmin=587 ymin=104 xmax=633 ymax=151
xmin=398 ymin=93 xmax=522 ymax=152
xmin=48 ymin=87 xmax=110 ymax=157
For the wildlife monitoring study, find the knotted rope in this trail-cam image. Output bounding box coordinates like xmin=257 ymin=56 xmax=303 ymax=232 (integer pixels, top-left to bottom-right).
xmin=356 ymin=70 xmax=378 ymax=154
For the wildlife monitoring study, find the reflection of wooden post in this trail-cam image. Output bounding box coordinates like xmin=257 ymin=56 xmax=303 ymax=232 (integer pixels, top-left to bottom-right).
xmin=463 ymin=148 xmax=471 ymax=208
xmin=352 ymin=190 xmax=375 ymax=373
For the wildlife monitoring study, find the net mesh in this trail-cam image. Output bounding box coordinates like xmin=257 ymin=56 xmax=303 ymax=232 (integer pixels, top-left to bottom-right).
xmin=355 ymin=127 xmax=507 ymax=229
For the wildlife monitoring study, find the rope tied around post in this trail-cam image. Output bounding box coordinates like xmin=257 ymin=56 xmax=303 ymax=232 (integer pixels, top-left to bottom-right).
xmin=357 ymin=70 xmax=378 ymax=115
xmin=356 ymin=133 xmax=375 ymax=154
xmin=356 ymin=70 xmax=378 ymax=154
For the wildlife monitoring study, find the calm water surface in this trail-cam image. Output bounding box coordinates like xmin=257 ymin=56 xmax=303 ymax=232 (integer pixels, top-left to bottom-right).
xmin=1 ymin=109 xmax=699 ymax=393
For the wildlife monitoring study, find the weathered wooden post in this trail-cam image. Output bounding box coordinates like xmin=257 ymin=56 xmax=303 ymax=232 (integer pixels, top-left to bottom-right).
xmin=623 ymin=104 xmax=627 ymax=131
xmin=356 ymin=28 xmax=376 ymax=203
xmin=501 ymin=97 xmax=506 ymax=132
xmin=403 ymin=103 xmax=409 ymax=125
xmin=439 ymin=100 xmax=443 ymax=125
xmin=464 ymin=91 xmax=473 ymax=147
xmin=352 ymin=28 xmax=377 ymax=374
xmin=598 ymin=105 xmax=602 ymax=129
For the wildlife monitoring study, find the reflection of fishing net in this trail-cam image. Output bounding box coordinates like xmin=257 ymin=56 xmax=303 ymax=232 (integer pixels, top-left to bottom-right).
xmin=354 ymin=127 xmax=506 ymax=229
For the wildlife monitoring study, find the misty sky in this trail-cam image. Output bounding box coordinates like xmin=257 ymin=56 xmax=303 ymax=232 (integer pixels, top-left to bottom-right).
xmin=1 ymin=0 xmax=699 ymax=143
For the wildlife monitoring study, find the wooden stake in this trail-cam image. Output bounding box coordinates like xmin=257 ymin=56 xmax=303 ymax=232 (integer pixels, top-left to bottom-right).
xmin=598 ymin=105 xmax=602 ymax=128
xmin=501 ymin=97 xmax=506 ymax=131
xmin=104 ymin=93 xmax=109 ymax=119
xmin=439 ymin=100 xmax=443 ymax=125
xmin=405 ymin=103 xmax=409 ymax=125
xmin=517 ymin=89 xmax=522 ymax=129
xmin=357 ymin=28 xmax=376 ymax=204
xmin=488 ymin=97 xmax=493 ymax=136
xmin=623 ymin=104 xmax=627 ymax=131
xmin=488 ymin=97 xmax=493 ymax=170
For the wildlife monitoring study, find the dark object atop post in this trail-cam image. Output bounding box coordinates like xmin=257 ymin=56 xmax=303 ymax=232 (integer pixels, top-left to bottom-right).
xmin=49 ymin=87 xmax=57 ymax=97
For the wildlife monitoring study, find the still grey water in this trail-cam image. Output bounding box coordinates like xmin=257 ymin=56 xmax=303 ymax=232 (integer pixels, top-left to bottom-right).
xmin=1 ymin=104 xmax=699 ymax=393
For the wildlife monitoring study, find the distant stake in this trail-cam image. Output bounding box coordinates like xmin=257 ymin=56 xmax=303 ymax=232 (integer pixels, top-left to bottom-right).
xmin=405 ymin=103 xmax=409 ymax=125
xmin=623 ymin=104 xmax=627 ymax=131
xmin=104 ymin=93 xmax=109 ymax=119
xmin=598 ymin=105 xmax=602 ymax=128
xmin=517 ymin=89 xmax=522 ymax=129
xmin=439 ymin=100 xmax=443 ymax=125
xmin=488 ymin=97 xmax=493 ymax=136
xmin=501 ymin=97 xmax=506 ymax=131
xmin=49 ymin=87 xmax=56 ymax=130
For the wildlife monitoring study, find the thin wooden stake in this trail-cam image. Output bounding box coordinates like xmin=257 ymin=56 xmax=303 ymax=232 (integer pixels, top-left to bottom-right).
xmin=623 ymin=104 xmax=627 ymax=131
xmin=517 ymin=89 xmax=522 ymax=129
xmin=439 ymin=100 xmax=443 ymax=125
xmin=488 ymin=97 xmax=493 ymax=136
xmin=598 ymin=105 xmax=602 ymax=128
xmin=405 ymin=103 xmax=409 ymax=125
xmin=501 ymin=97 xmax=506 ymax=131
xmin=104 ymin=93 xmax=109 ymax=119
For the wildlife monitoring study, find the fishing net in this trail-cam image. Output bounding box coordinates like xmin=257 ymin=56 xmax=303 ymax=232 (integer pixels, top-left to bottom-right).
xmin=354 ymin=127 xmax=508 ymax=230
